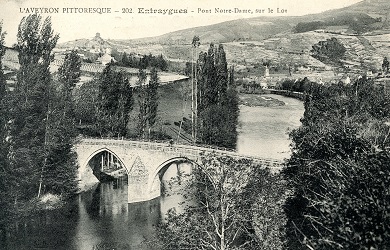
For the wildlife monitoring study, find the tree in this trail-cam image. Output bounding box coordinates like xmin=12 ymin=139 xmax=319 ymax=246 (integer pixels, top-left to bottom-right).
xmin=196 ymin=44 xmax=239 ymax=149
xmin=155 ymin=155 xmax=283 ymax=250
xmin=284 ymin=78 xmax=390 ymax=249
xmin=224 ymin=66 xmax=239 ymax=149
xmin=8 ymin=14 xmax=59 ymax=201
xmin=39 ymin=81 xmax=79 ymax=196
xmin=382 ymin=56 xmax=389 ymax=73
xmin=146 ymin=67 xmax=159 ymax=137
xmin=58 ymin=50 xmax=81 ymax=92
xmin=57 ymin=50 xmax=81 ymax=127
xmin=191 ymin=36 xmax=201 ymax=142
xmin=294 ymin=21 xmax=325 ymax=33
xmin=121 ymin=52 xmax=130 ymax=67
xmin=136 ymin=68 xmax=160 ymax=139
xmin=38 ymin=50 xmax=82 ymax=196
xmin=311 ymin=37 xmax=346 ymax=64
xmin=0 ymin=21 xmax=10 ymax=241
xmin=137 ymin=69 xmax=148 ymax=138
xmin=74 ymin=80 xmax=99 ymax=127
xmin=96 ymin=63 xmax=133 ymax=137
xmin=157 ymin=54 xmax=167 ymax=71
xmin=215 ymin=44 xmax=228 ymax=104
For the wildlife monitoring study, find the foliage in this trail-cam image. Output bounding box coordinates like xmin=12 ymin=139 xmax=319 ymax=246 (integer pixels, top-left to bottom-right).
xmin=284 ymin=77 xmax=390 ymax=249
xmin=382 ymin=57 xmax=389 ymax=73
xmin=280 ymin=77 xmax=315 ymax=93
xmin=8 ymin=14 xmax=59 ymax=201
xmin=40 ymin=50 xmax=82 ymax=196
xmin=3 ymin=14 xmax=80 ymax=217
xmin=0 ymin=21 xmax=10 ymax=238
xmin=252 ymin=173 xmax=289 ymax=250
xmin=115 ymin=52 xmax=167 ymax=71
xmin=147 ymin=67 xmax=159 ymax=130
xmin=136 ymin=68 xmax=160 ymax=139
xmin=95 ymin=63 xmax=134 ymax=137
xmin=295 ymin=21 xmax=325 ymax=33
xmin=74 ymin=80 xmax=99 ymax=127
xmin=136 ymin=69 xmax=148 ymax=138
xmin=294 ymin=13 xmax=379 ymax=33
xmin=196 ymin=44 xmax=239 ymax=149
xmin=311 ymin=37 xmax=346 ymax=64
xmin=154 ymin=155 xmax=287 ymax=250
xmin=58 ymin=50 xmax=81 ymax=90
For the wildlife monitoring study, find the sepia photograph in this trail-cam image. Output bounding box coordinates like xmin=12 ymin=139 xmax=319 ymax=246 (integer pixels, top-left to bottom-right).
xmin=0 ymin=0 xmax=390 ymax=249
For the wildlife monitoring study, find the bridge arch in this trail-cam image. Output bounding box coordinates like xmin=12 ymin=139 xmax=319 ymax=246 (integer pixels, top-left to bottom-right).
xmin=83 ymin=147 xmax=129 ymax=175
xmin=148 ymin=157 xmax=215 ymax=196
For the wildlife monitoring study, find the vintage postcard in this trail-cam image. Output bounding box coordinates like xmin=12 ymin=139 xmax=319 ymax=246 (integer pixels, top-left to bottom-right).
xmin=1 ymin=0 xmax=389 ymax=249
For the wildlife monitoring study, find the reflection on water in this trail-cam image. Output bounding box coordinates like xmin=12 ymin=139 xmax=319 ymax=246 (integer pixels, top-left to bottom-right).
xmin=3 ymin=164 xmax=189 ymax=250
xmin=73 ymin=178 xmax=161 ymax=250
xmin=3 ymin=94 xmax=304 ymax=249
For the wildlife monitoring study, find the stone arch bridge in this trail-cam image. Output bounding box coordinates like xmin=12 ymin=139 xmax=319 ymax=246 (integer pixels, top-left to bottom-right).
xmin=75 ymin=138 xmax=282 ymax=203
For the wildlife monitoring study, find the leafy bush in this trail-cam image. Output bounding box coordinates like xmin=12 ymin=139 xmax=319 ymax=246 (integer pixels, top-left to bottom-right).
xmin=284 ymin=77 xmax=390 ymax=249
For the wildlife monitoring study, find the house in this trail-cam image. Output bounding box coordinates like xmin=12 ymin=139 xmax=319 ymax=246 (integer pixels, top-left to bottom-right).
xmin=97 ymin=52 xmax=116 ymax=65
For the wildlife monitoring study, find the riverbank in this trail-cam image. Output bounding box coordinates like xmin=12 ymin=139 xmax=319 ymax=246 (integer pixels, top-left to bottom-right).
xmin=267 ymin=89 xmax=306 ymax=100
xmin=239 ymin=94 xmax=285 ymax=107
xmin=15 ymin=194 xmax=65 ymax=215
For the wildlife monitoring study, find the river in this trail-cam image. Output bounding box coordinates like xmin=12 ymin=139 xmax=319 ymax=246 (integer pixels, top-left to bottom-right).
xmin=237 ymin=94 xmax=304 ymax=160
xmin=2 ymin=94 xmax=303 ymax=250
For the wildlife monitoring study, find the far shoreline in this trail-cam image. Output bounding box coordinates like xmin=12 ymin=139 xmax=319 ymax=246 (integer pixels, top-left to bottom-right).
xmin=239 ymin=93 xmax=285 ymax=107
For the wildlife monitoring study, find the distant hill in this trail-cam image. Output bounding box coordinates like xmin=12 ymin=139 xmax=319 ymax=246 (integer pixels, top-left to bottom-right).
xmin=57 ymin=32 xmax=114 ymax=51
xmin=55 ymin=0 xmax=390 ymax=80
xmin=112 ymin=17 xmax=294 ymax=45
xmin=339 ymin=0 xmax=390 ymax=16
xmin=57 ymin=0 xmax=390 ymax=48
xmin=108 ymin=0 xmax=390 ymax=46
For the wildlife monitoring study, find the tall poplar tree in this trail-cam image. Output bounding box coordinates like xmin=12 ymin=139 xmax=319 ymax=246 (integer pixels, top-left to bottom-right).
xmin=215 ymin=44 xmax=228 ymax=104
xmin=196 ymin=44 xmax=238 ymax=149
xmin=137 ymin=69 xmax=148 ymax=138
xmin=9 ymin=14 xmax=59 ymax=200
xmin=39 ymin=50 xmax=82 ymax=196
xmin=146 ymin=67 xmax=159 ymax=137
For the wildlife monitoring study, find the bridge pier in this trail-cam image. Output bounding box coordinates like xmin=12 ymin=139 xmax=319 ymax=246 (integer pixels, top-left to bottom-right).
xmin=128 ymin=174 xmax=160 ymax=203
xmin=78 ymin=163 xmax=99 ymax=192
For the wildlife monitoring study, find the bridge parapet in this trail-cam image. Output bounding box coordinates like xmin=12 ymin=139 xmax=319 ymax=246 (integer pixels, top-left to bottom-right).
xmin=77 ymin=138 xmax=283 ymax=168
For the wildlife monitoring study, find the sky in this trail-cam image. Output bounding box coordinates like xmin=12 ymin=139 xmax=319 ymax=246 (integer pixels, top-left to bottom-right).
xmin=0 ymin=0 xmax=363 ymax=46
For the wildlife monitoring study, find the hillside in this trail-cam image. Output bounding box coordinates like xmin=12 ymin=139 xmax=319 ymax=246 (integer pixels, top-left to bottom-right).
xmin=112 ymin=17 xmax=295 ymax=45
xmin=109 ymin=0 xmax=390 ymax=46
xmin=55 ymin=0 xmax=390 ymax=85
xmin=57 ymin=1 xmax=390 ymax=49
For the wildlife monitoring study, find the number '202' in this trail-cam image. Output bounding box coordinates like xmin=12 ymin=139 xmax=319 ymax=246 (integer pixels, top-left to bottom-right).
xmin=122 ymin=8 xmax=133 ymax=13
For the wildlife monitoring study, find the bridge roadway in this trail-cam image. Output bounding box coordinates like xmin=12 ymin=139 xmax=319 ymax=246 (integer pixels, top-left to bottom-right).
xmin=75 ymin=138 xmax=283 ymax=203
